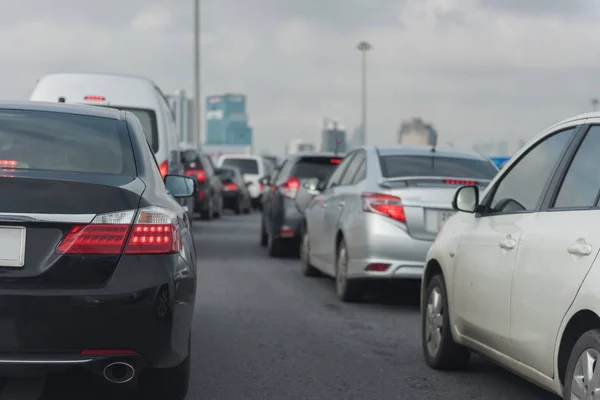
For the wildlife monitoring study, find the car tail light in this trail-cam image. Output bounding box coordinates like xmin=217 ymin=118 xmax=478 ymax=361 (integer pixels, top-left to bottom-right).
xmin=223 ymin=182 xmax=237 ymax=191
xmin=185 ymin=169 xmax=205 ymax=182
xmin=159 ymin=161 xmax=168 ymax=178
xmin=259 ymin=183 xmax=264 ymax=190
xmin=279 ymin=176 xmax=300 ymax=199
xmin=361 ymin=193 xmax=406 ymax=223
xmin=444 ymin=179 xmax=476 ymax=185
xmin=330 ymin=158 xmax=342 ymax=164
xmin=84 ymin=95 xmax=106 ymax=101
xmin=56 ymin=207 xmax=181 ymax=255
xmin=366 ymin=263 xmax=390 ymax=272
xmin=0 ymin=160 xmax=17 ymax=167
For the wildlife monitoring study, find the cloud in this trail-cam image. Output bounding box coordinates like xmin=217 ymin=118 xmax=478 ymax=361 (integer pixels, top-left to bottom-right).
xmin=131 ymin=5 xmax=172 ymax=32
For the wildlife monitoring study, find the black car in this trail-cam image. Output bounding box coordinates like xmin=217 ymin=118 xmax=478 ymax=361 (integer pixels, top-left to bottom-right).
xmin=216 ymin=166 xmax=252 ymax=214
xmin=180 ymin=148 xmax=224 ymax=220
xmin=260 ymin=153 xmax=343 ymax=257
xmin=0 ymin=102 xmax=197 ymax=399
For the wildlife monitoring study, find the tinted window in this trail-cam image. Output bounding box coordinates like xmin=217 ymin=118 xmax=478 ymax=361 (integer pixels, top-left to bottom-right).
xmin=182 ymin=150 xmax=199 ymax=164
xmin=489 ymin=128 xmax=576 ymax=214
xmin=340 ymin=153 xmax=365 ymax=186
xmin=554 ymin=126 xmax=600 ymax=208
xmin=222 ymin=158 xmax=259 ymax=175
xmin=217 ymin=168 xmax=235 ymax=181
xmin=326 ymin=153 xmax=355 ymax=189
xmin=381 ymin=155 xmax=498 ymax=179
xmin=0 ymin=110 xmax=135 ymax=175
xmin=290 ymin=157 xmax=343 ymax=181
xmin=105 ymin=106 xmax=158 ymax=153
xmin=352 ymin=159 xmax=366 ymax=183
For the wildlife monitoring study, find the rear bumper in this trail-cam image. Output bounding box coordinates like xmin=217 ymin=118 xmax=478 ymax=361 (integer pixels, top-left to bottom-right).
xmin=271 ymin=202 xmax=303 ymax=241
xmin=0 ymin=253 xmax=196 ymax=375
xmin=346 ymin=214 xmax=433 ymax=280
xmin=222 ymin=191 xmax=240 ymax=208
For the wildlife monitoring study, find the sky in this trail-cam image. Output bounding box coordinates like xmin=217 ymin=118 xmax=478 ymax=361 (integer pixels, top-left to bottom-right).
xmin=1 ymin=0 xmax=600 ymax=156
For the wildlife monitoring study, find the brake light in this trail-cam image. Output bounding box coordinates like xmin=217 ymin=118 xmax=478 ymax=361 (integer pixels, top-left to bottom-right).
xmin=84 ymin=95 xmax=105 ymax=101
xmin=444 ymin=179 xmax=476 ymax=185
xmin=0 ymin=160 xmax=17 ymax=167
xmin=56 ymin=207 xmax=181 ymax=255
xmin=361 ymin=193 xmax=406 ymax=223
xmin=259 ymin=183 xmax=264 ymax=190
xmin=223 ymin=182 xmax=237 ymax=191
xmin=330 ymin=158 xmax=342 ymax=164
xmin=185 ymin=169 xmax=205 ymax=182
xmin=366 ymin=263 xmax=390 ymax=272
xmin=159 ymin=161 xmax=168 ymax=178
xmin=279 ymin=176 xmax=300 ymax=199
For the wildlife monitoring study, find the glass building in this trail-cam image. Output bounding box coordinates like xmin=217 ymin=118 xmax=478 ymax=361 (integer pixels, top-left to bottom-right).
xmin=205 ymin=93 xmax=253 ymax=145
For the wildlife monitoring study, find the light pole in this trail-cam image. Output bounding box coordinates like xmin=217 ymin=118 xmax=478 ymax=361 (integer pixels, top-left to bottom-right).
xmin=592 ymin=98 xmax=599 ymax=112
xmin=357 ymin=41 xmax=371 ymax=146
xmin=193 ymin=0 xmax=201 ymax=149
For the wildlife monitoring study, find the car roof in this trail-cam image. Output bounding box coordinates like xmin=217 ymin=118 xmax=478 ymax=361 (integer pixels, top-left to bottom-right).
xmin=218 ymin=154 xmax=260 ymax=160
xmin=0 ymin=101 xmax=123 ymax=120
xmin=372 ymin=145 xmax=488 ymax=161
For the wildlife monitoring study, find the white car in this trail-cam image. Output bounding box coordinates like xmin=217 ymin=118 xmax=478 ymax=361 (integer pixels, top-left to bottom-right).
xmin=216 ymin=154 xmax=271 ymax=209
xmin=421 ymin=112 xmax=600 ymax=399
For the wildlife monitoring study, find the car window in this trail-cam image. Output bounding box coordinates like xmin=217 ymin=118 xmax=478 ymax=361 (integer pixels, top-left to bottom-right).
xmin=340 ymin=152 xmax=365 ymax=186
xmin=487 ymin=128 xmax=576 ymax=215
xmin=351 ymin=158 xmax=366 ymax=184
xmin=104 ymin=106 xmax=159 ymax=153
xmin=326 ymin=153 xmax=356 ymax=189
xmin=275 ymin=160 xmax=293 ymax=184
xmin=290 ymin=156 xmax=343 ymax=182
xmin=554 ymin=126 xmax=600 ymax=209
xmin=221 ymin=158 xmax=259 ymax=175
xmin=380 ymin=154 xmax=498 ymax=179
xmin=0 ymin=109 xmax=136 ymax=176
xmin=217 ymin=167 xmax=235 ymax=182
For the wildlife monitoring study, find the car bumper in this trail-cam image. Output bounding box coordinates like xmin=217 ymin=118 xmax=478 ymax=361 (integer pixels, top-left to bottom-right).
xmin=0 ymin=254 xmax=196 ymax=376
xmin=271 ymin=201 xmax=303 ymax=241
xmin=222 ymin=190 xmax=239 ymax=208
xmin=346 ymin=214 xmax=433 ymax=280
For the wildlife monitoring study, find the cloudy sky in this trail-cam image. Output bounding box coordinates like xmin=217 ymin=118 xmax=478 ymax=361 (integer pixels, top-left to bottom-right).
xmin=1 ymin=0 xmax=600 ymax=155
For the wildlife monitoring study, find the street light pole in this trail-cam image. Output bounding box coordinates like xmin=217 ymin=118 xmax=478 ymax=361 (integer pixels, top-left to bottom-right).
xmin=357 ymin=41 xmax=371 ymax=146
xmin=193 ymin=0 xmax=201 ymax=149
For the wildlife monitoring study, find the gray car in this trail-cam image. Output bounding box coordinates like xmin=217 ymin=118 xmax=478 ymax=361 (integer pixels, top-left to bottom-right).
xmin=301 ymin=145 xmax=499 ymax=302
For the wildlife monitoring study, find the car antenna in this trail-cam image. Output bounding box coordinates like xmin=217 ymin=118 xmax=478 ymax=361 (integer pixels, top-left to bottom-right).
xmin=430 ymin=144 xmax=436 ymax=168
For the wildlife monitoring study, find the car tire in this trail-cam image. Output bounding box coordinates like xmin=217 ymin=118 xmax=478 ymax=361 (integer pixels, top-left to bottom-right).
xmin=260 ymin=218 xmax=268 ymax=247
xmin=335 ymin=239 xmax=364 ymax=302
xmin=300 ymin=230 xmax=319 ymax=277
xmin=234 ymin=198 xmax=242 ymax=215
xmin=267 ymin=230 xmax=284 ymax=257
xmin=201 ymin=197 xmax=213 ymax=221
xmin=563 ymin=329 xmax=600 ymax=399
xmin=422 ymin=274 xmax=470 ymax=370
xmin=213 ymin=197 xmax=222 ymax=219
xmin=138 ymin=336 xmax=191 ymax=400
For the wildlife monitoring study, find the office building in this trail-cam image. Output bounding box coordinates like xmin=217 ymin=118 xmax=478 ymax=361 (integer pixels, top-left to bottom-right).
xmin=166 ymin=90 xmax=195 ymax=145
xmin=321 ymin=119 xmax=347 ymax=153
xmin=397 ymin=117 xmax=438 ymax=146
xmin=205 ymin=93 xmax=253 ymax=146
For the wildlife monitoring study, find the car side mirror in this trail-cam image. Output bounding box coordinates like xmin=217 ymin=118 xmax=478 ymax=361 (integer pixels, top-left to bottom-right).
xmin=452 ymin=185 xmax=479 ymax=213
xmin=164 ymin=175 xmax=196 ymax=198
xmin=302 ymin=178 xmax=321 ymax=194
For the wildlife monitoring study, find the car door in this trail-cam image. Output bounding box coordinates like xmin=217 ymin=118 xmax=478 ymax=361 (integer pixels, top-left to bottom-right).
xmin=314 ymin=153 xmax=357 ymax=268
xmin=510 ymin=124 xmax=598 ymax=377
xmin=452 ymin=126 xmax=577 ymax=357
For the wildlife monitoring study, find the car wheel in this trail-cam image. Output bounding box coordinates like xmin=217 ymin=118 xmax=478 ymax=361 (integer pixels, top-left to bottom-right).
xmin=138 ymin=335 xmax=191 ymax=400
xmin=234 ymin=198 xmax=242 ymax=215
xmin=201 ymin=198 xmax=213 ymax=220
xmin=335 ymin=239 xmax=364 ymax=302
xmin=267 ymin=230 xmax=284 ymax=257
xmin=300 ymin=230 xmax=319 ymax=277
xmin=422 ymin=274 xmax=470 ymax=370
xmin=213 ymin=196 xmax=222 ymax=219
xmin=260 ymin=218 xmax=268 ymax=247
xmin=564 ymin=329 xmax=600 ymax=399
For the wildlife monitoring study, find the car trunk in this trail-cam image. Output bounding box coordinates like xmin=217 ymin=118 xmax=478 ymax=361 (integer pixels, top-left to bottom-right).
xmin=380 ymin=178 xmax=489 ymax=241
xmin=0 ymin=172 xmax=143 ymax=287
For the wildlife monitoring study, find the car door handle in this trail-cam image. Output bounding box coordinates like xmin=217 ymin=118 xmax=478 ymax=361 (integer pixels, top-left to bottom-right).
xmin=499 ymin=239 xmax=516 ymax=250
xmin=568 ymin=243 xmax=592 ymax=256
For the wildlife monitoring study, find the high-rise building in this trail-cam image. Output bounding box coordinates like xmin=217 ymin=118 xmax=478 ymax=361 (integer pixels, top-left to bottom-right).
xmin=205 ymin=93 xmax=253 ymax=146
xmin=321 ymin=119 xmax=347 ymax=153
xmin=166 ymin=90 xmax=195 ymax=145
xmin=398 ymin=117 xmax=438 ymax=146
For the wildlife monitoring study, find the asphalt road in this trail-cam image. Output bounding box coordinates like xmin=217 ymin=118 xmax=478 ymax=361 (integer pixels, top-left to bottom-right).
xmin=2 ymin=211 xmax=560 ymax=399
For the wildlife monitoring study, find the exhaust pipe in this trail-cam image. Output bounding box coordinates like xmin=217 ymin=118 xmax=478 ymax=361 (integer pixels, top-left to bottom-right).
xmin=103 ymin=361 xmax=135 ymax=384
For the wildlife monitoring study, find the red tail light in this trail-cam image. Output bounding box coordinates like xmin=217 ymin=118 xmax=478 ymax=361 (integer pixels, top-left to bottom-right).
xmin=185 ymin=169 xmax=206 ymax=182
xmin=279 ymin=176 xmax=300 ymax=199
xmin=366 ymin=263 xmax=390 ymax=272
xmin=259 ymin=183 xmax=264 ymax=190
xmin=223 ymin=182 xmax=237 ymax=191
xmin=84 ymin=95 xmax=106 ymax=101
xmin=56 ymin=207 xmax=181 ymax=255
xmin=0 ymin=160 xmax=18 ymax=167
xmin=330 ymin=158 xmax=342 ymax=164
xmin=444 ymin=179 xmax=476 ymax=185
xmin=361 ymin=193 xmax=406 ymax=223
xmin=159 ymin=161 xmax=168 ymax=178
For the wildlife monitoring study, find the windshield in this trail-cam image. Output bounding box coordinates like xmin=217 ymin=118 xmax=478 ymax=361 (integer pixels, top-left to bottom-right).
xmin=104 ymin=106 xmax=159 ymax=153
xmin=221 ymin=158 xmax=258 ymax=175
xmin=291 ymin=157 xmax=343 ymax=181
xmin=380 ymin=155 xmax=498 ymax=180
xmin=0 ymin=110 xmax=135 ymax=175
xmin=217 ymin=168 xmax=236 ymax=181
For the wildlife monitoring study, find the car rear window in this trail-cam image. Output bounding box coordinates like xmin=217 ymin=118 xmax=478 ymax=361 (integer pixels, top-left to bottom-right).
xmin=217 ymin=168 xmax=235 ymax=181
xmin=221 ymin=158 xmax=258 ymax=175
xmin=291 ymin=157 xmax=343 ymax=181
xmin=103 ymin=106 xmax=158 ymax=153
xmin=181 ymin=150 xmax=202 ymax=169
xmin=380 ymin=155 xmax=498 ymax=179
xmin=0 ymin=109 xmax=136 ymax=175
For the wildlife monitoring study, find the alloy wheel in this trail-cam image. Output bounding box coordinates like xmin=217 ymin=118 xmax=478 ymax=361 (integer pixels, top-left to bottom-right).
xmin=571 ymin=348 xmax=600 ymax=399
xmin=425 ymin=287 xmax=444 ymax=358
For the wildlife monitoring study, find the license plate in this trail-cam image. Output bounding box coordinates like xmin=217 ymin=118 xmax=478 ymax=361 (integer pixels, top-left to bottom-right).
xmin=0 ymin=227 xmax=26 ymax=267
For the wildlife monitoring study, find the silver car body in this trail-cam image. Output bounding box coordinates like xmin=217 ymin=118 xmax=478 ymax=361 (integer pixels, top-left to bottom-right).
xmin=304 ymin=146 xmax=498 ymax=280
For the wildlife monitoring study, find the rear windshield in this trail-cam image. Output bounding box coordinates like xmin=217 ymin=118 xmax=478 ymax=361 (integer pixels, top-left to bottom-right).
xmin=291 ymin=157 xmax=343 ymax=181
xmin=380 ymin=155 xmax=498 ymax=179
xmin=104 ymin=106 xmax=158 ymax=153
xmin=221 ymin=158 xmax=258 ymax=175
xmin=0 ymin=110 xmax=135 ymax=175
xmin=181 ymin=150 xmax=201 ymax=169
xmin=217 ymin=168 xmax=236 ymax=181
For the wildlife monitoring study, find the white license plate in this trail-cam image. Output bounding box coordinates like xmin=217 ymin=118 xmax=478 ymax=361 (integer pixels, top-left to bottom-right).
xmin=0 ymin=227 xmax=26 ymax=267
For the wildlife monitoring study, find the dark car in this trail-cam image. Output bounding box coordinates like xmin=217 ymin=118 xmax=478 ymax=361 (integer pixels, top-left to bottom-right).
xmin=0 ymin=102 xmax=197 ymax=399
xmin=180 ymin=148 xmax=224 ymax=220
xmin=260 ymin=153 xmax=343 ymax=257
xmin=216 ymin=166 xmax=252 ymax=214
